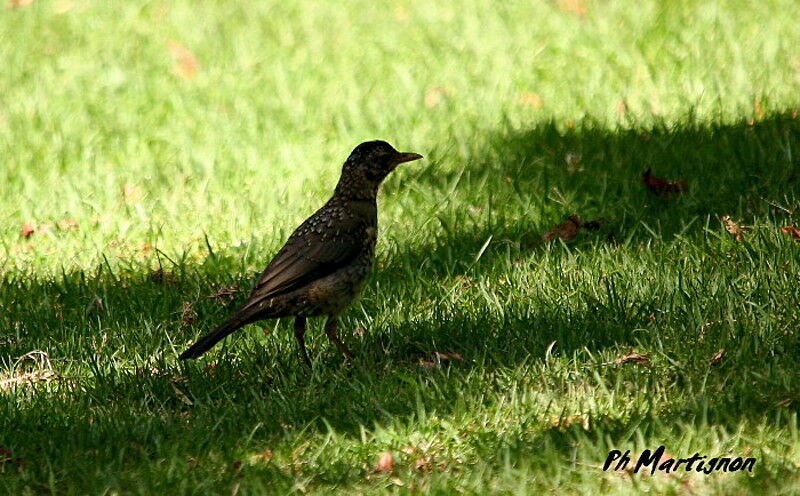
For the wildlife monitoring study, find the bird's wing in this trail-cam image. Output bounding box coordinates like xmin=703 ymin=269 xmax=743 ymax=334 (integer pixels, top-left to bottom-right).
xmin=239 ymin=209 xmax=367 ymax=311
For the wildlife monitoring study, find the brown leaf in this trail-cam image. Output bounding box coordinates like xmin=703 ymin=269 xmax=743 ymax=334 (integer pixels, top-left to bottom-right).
xmin=557 ymin=0 xmax=586 ymax=16
xmin=20 ymin=223 xmax=35 ymax=238
xmin=374 ymin=451 xmax=393 ymax=473
xmin=518 ymin=92 xmax=542 ymax=108
xmin=167 ymin=40 xmax=199 ymax=79
xmin=543 ymin=215 xmax=580 ymax=242
xmin=616 ymin=100 xmax=626 ymax=117
xmin=722 ymin=216 xmax=746 ymax=241
xmin=180 ymin=302 xmax=197 ymax=327
xmin=708 ymin=348 xmax=725 ymax=365
xmin=150 ymin=268 xmax=177 ymax=284
xmin=424 ymin=86 xmax=447 ymax=108
xmin=7 ymin=0 xmax=32 ymax=8
xmin=414 ymin=455 xmax=432 ymax=472
xmin=781 ymin=225 xmax=800 ymax=240
xmin=542 ymin=214 xmax=600 ymax=242
xmin=641 ymin=169 xmax=687 ymax=197
xmin=614 ymin=351 xmax=650 ymax=365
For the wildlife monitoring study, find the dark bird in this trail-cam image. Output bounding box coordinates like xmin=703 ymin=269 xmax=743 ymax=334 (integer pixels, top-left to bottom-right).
xmin=179 ymin=140 xmax=422 ymax=364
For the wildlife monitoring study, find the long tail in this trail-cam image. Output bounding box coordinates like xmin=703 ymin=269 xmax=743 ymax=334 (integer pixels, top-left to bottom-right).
xmin=179 ymin=314 xmax=248 ymax=360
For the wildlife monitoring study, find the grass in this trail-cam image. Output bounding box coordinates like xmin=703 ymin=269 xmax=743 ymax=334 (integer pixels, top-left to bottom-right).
xmin=2 ymin=0 xmax=800 ymax=493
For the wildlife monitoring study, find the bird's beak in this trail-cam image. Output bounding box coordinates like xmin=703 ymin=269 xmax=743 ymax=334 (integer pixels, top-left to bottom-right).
xmin=394 ymin=152 xmax=423 ymax=164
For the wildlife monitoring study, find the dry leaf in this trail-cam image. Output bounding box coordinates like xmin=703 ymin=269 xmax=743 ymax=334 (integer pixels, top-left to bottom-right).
xmin=374 ymin=451 xmax=394 ymax=473
xmin=722 ymin=216 xmax=747 ymax=241
xmin=781 ymin=225 xmax=800 ymax=240
xmin=150 ymin=268 xmax=177 ymax=284
xmin=167 ymin=40 xmax=198 ymax=79
xmin=641 ymin=169 xmax=687 ymax=197
xmin=616 ymin=100 xmax=626 ymax=117
xmin=708 ymin=348 xmax=725 ymax=364
xmin=614 ymin=351 xmax=650 ymax=365
xmin=557 ymin=0 xmax=586 ymax=16
xmin=7 ymin=0 xmax=32 ymax=8
xmin=518 ymin=92 xmax=542 ymax=108
xmin=20 ymin=223 xmax=35 ymax=238
xmin=543 ymin=215 xmax=581 ymax=242
xmin=424 ymin=86 xmax=447 ymax=108
xmin=180 ymin=302 xmax=197 ymax=327
xmin=542 ymin=214 xmax=600 ymax=242
xmin=414 ymin=455 xmax=432 ymax=472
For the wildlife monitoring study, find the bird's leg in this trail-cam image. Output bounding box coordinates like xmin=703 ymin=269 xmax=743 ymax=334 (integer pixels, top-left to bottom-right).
xmin=293 ymin=317 xmax=311 ymax=367
xmin=324 ymin=316 xmax=353 ymax=359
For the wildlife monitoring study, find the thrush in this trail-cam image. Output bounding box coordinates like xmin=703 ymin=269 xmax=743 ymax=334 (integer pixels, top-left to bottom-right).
xmin=179 ymin=140 xmax=422 ymax=364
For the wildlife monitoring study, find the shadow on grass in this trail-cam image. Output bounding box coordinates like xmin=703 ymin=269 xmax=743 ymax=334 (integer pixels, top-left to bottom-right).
xmin=1 ymin=113 xmax=798 ymax=478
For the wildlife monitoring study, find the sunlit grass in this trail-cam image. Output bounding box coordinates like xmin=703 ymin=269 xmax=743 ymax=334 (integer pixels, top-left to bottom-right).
xmin=1 ymin=0 xmax=799 ymax=494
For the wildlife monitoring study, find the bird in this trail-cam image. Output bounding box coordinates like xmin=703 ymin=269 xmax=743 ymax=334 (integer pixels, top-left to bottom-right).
xmin=179 ymin=140 xmax=422 ymax=365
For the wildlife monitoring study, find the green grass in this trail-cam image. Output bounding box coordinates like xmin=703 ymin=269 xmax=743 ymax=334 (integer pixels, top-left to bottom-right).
xmin=2 ymin=0 xmax=800 ymax=493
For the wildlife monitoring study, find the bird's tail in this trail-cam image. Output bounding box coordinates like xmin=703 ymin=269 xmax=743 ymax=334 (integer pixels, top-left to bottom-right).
xmin=179 ymin=314 xmax=248 ymax=360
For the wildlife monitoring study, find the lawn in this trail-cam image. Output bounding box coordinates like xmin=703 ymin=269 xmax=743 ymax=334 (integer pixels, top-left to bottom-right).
xmin=2 ymin=0 xmax=800 ymax=494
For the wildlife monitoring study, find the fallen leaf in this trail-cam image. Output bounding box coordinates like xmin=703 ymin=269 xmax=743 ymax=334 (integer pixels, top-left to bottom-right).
xmin=708 ymin=348 xmax=725 ymax=365
xmin=424 ymin=86 xmax=447 ymax=108
xmin=722 ymin=216 xmax=746 ymax=241
xmin=167 ymin=40 xmax=199 ymax=79
xmin=557 ymin=0 xmax=586 ymax=16
xmin=543 ymin=215 xmax=581 ymax=242
xmin=6 ymin=0 xmax=32 ymax=8
xmin=616 ymin=100 xmax=626 ymax=117
xmin=20 ymin=223 xmax=35 ymax=238
xmin=641 ymin=169 xmax=687 ymax=197
xmin=518 ymin=92 xmax=542 ymax=108
xmin=781 ymin=225 xmax=800 ymax=240
xmin=542 ymin=214 xmax=600 ymax=242
xmin=374 ymin=451 xmax=394 ymax=473
xmin=614 ymin=351 xmax=650 ymax=365
xmin=414 ymin=455 xmax=432 ymax=472
xmin=150 ymin=268 xmax=177 ymax=284
xmin=180 ymin=301 xmax=197 ymax=327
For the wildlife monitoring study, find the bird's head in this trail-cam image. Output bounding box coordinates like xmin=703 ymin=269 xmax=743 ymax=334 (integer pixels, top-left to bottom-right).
xmin=335 ymin=140 xmax=422 ymax=199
